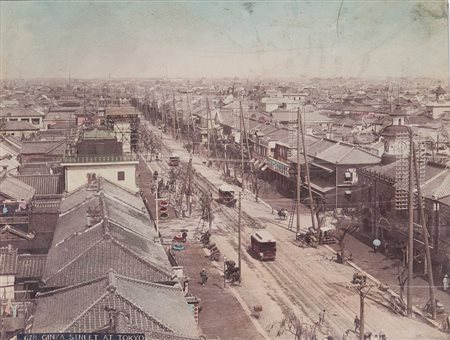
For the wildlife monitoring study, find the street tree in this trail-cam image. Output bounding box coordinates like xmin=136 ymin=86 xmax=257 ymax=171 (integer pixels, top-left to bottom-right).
xmin=275 ymin=312 xmax=318 ymax=340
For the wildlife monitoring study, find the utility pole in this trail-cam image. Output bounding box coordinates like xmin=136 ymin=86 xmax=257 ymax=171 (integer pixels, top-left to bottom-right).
xmin=186 ymin=95 xmax=191 ymax=141
xmin=296 ymin=108 xmax=301 ymax=234
xmin=413 ymin=142 xmax=436 ymax=319
xmin=407 ymin=130 xmax=414 ymax=317
xmin=172 ymin=91 xmax=179 ymax=141
xmin=206 ymin=97 xmax=211 ymax=161
xmin=187 ymin=93 xmax=196 ymax=154
xmin=352 ymin=273 xmax=370 ymax=340
xmin=239 ymin=101 xmax=245 ymax=190
xmin=240 ymin=101 xmax=257 ymax=200
xmin=171 ymin=92 xmax=177 ymax=139
xmin=155 ymin=191 xmax=160 ymax=236
xmin=238 ymin=191 xmax=242 ymax=283
xmin=162 ymin=92 xmax=167 ymax=128
xmin=299 ymin=109 xmax=316 ymax=230
xmin=359 ymin=288 xmax=365 ymax=340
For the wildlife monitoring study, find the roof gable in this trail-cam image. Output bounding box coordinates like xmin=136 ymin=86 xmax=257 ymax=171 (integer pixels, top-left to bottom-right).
xmin=0 ymin=176 xmax=35 ymax=201
xmin=34 ymin=273 xmax=199 ymax=339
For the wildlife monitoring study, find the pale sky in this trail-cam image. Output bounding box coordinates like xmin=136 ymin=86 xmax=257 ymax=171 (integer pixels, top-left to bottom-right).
xmin=1 ymin=1 xmax=448 ymax=79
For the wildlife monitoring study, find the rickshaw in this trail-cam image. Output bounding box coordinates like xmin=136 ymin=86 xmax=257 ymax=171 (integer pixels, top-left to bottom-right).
xmin=248 ymin=230 xmax=277 ymax=261
xmin=296 ymin=227 xmax=319 ymax=248
xmin=319 ymin=225 xmax=337 ymax=245
xmin=218 ymin=185 xmax=237 ymax=208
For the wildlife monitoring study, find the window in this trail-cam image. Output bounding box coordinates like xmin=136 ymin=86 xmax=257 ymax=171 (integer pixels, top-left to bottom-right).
xmin=117 ymin=171 xmax=125 ymax=181
xmin=31 ymin=118 xmax=40 ymax=125
xmin=344 ymin=171 xmax=353 ymax=182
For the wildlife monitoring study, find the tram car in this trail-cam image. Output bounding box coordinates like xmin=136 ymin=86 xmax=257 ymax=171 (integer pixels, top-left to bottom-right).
xmin=248 ymin=230 xmax=277 ymax=261
xmin=168 ymin=153 xmax=180 ymax=167
xmin=218 ymin=185 xmax=237 ymax=207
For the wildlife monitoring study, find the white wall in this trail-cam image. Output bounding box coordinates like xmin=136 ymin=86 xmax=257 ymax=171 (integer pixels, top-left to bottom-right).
xmin=0 ymin=274 xmax=15 ymax=301
xmin=65 ymin=162 xmax=138 ymax=192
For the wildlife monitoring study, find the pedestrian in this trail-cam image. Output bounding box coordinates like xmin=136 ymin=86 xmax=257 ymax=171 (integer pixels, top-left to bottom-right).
xmin=319 ymin=309 xmax=326 ymax=325
xmin=200 ymin=268 xmax=208 ymax=286
xmin=354 ymin=315 xmax=360 ymax=332
xmin=443 ymin=274 xmax=448 ymax=292
xmin=373 ymin=244 xmax=378 ymax=254
xmin=384 ymin=241 xmax=389 ymax=256
xmin=363 ymin=331 xmax=372 ymax=340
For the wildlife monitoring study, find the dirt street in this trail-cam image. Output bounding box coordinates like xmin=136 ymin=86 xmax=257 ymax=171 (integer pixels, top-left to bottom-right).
xmin=140 ymin=122 xmax=448 ymax=340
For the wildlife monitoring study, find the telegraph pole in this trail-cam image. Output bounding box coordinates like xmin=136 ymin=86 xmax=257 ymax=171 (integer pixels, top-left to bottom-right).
xmin=240 ymin=100 xmax=257 ymax=200
xmin=206 ymin=97 xmax=211 ymax=161
xmin=238 ymin=191 xmax=242 ymax=283
xmin=296 ymin=108 xmax=301 ymax=234
xmin=359 ymin=288 xmax=365 ymax=340
xmin=407 ymin=130 xmax=414 ymax=317
xmin=188 ymin=157 xmax=193 ymax=217
xmin=299 ymin=109 xmax=316 ymax=230
xmin=240 ymin=101 xmax=245 ymax=190
xmin=413 ymin=142 xmax=436 ymax=319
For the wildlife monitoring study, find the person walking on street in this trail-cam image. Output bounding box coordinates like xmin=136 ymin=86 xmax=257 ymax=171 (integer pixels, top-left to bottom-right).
xmin=319 ymin=309 xmax=326 ymax=325
xmin=354 ymin=315 xmax=360 ymax=333
xmin=443 ymin=274 xmax=448 ymax=292
xmin=200 ymin=268 xmax=208 ymax=286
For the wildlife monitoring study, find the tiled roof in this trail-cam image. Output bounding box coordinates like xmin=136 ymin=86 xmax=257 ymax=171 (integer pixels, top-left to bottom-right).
xmin=433 ymin=172 xmax=450 ymax=199
xmin=270 ymin=110 xmax=332 ymax=123
xmin=18 ymin=163 xmax=53 ymax=175
xmin=306 ymin=139 xmax=380 ymax=165
xmin=0 ymin=121 xmax=39 ymax=131
xmin=307 ymin=139 xmax=337 ymax=155
xmin=14 ymin=174 xmax=64 ymax=196
xmin=33 ymin=272 xmax=199 ymax=339
xmin=0 ymin=157 xmax=20 ymax=175
xmin=17 ymin=254 xmax=47 ymax=278
xmin=364 ymin=161 xmax=448 ymax=188
xmin=20 ymin=139 xmax=67 ymax=155
xmin=0 ymin=176 xmax=35 ymax=201
xmin=0 ymin=107 xmax=44 ymax=118
xmin=0 ymin=135 xmax=22 ymax=151
xmin=44 ymin=111 xmax=77 ymax=121
xmin=44 ymin=180 xmax=173 ymax=287
xmin=0 ymin=246 xmax=18 ymax=275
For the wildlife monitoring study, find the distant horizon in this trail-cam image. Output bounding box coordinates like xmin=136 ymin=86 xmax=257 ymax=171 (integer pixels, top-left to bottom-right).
xmin=2 ymin=1 xmax=448 ymax=81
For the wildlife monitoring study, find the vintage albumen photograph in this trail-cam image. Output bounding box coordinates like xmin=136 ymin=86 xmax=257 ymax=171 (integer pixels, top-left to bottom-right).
xmin=1 ymin=1 xmax=450 ymax=340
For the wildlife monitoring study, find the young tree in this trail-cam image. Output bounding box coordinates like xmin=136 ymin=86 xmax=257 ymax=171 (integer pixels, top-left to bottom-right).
xmin=276 ymin=313 xmax=317 ymax=340
xmin=334 ymin=217 xmax=359 ymax=264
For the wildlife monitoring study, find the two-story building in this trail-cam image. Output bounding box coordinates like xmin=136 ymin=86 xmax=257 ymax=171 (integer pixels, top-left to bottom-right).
xmin=61 ymin=128 xmax=139 ymax=193
xmin=0 ymin=107 xmax=45 ymax=129
xmin=0 ymin=175 xmax=36 ymax=249
xmin=289 ymin=138 xmax=381 ymax=207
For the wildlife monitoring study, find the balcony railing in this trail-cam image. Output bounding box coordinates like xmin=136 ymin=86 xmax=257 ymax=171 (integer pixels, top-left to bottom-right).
xmin=62 ymin=154 xmax=139 ymax=164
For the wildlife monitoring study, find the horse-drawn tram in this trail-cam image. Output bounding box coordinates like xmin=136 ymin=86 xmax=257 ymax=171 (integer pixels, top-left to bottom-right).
xmin=217 ymin=185 xmax=237 ymax=207
xmin=248 ymin=230 xmax=277 ymax=261
xmin=168 ymin=153 xmax=180 ymax=167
